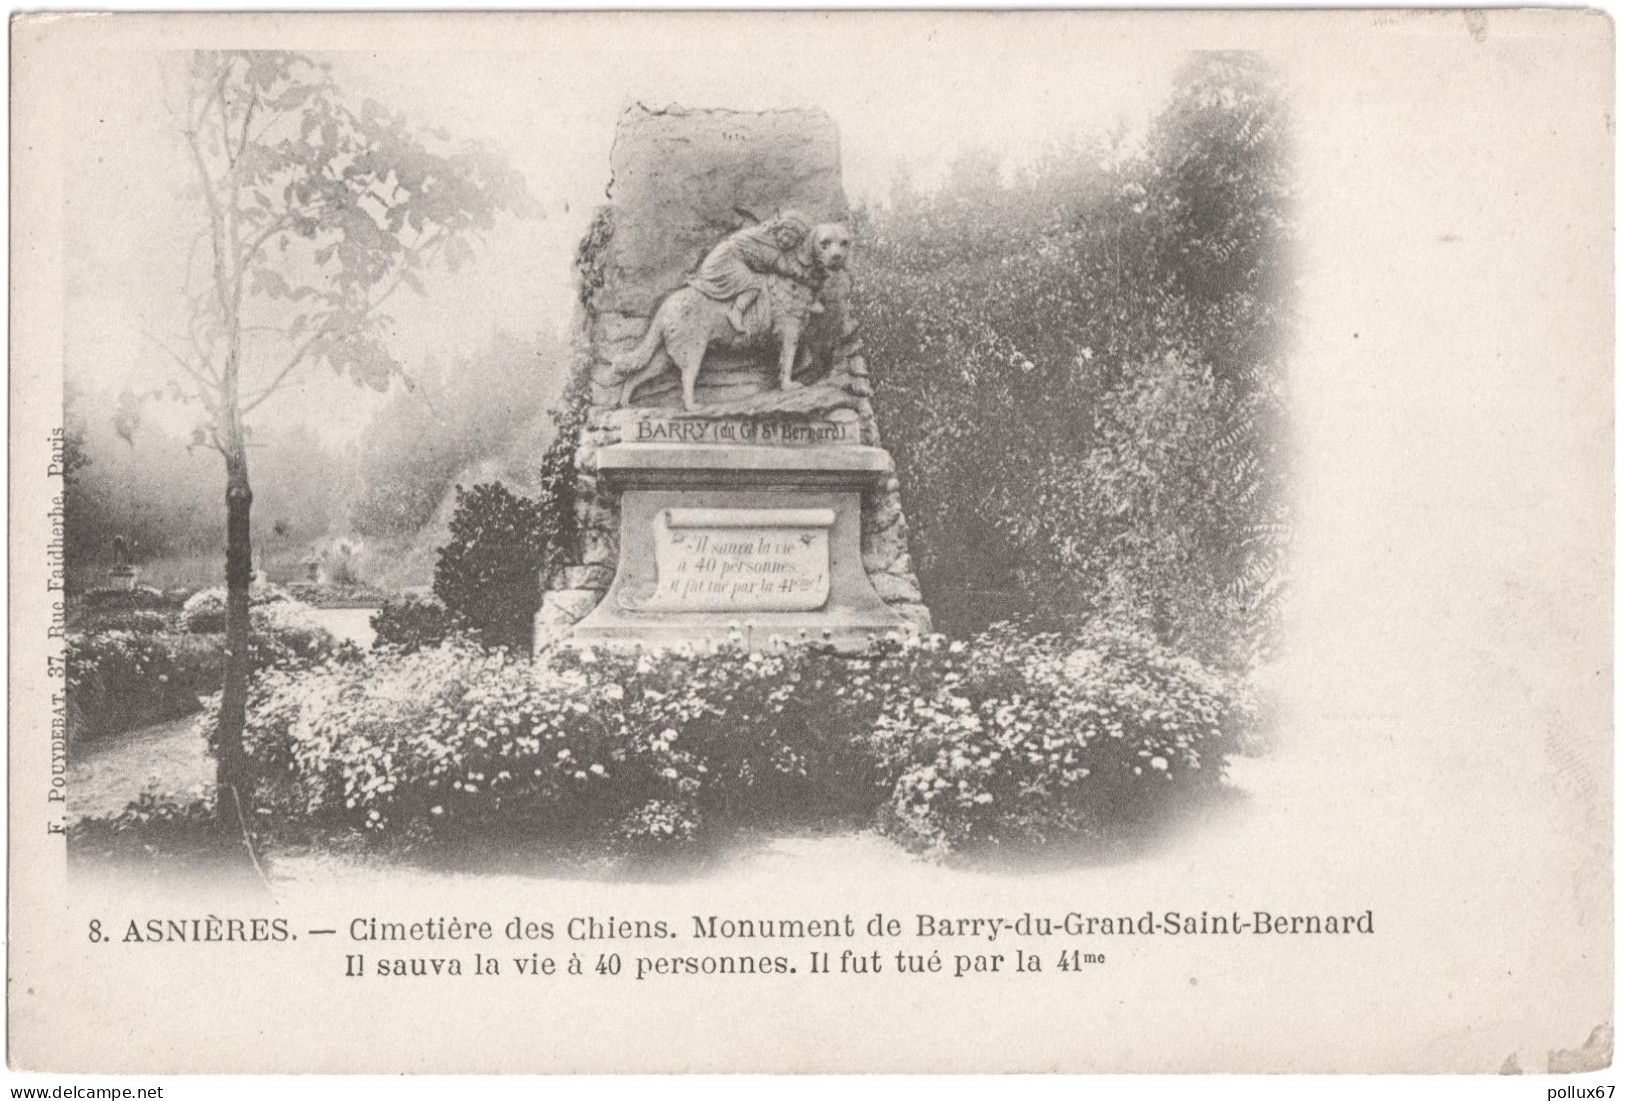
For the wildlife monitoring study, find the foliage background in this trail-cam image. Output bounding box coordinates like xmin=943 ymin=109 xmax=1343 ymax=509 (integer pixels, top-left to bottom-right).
xmin=855 ymin=52 xmax=1292 ymax=670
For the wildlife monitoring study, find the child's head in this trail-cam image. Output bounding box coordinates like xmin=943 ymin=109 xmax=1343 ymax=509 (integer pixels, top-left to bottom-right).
xmin=770 ymin=211 xmax=812 ymax=250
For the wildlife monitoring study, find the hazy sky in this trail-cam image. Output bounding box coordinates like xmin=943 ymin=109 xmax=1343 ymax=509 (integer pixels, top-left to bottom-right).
xmin=60 ymin=15 xmax=1186 ymax=441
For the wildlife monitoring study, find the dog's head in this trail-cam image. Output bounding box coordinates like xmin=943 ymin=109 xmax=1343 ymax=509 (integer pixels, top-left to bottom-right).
xmin=804 ymin=222 xmax=853 ymax=273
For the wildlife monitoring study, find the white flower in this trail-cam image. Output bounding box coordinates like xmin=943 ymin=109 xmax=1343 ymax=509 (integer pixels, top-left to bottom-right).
xmin=1150 ymin=757 xmax=1169 ymax=771
xmin=589 ymin=763 xmax=606 ymax=776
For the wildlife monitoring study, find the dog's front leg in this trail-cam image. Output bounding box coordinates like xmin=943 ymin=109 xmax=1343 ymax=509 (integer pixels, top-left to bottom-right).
xmin=777 ymin=318 xmax=805 ymax=391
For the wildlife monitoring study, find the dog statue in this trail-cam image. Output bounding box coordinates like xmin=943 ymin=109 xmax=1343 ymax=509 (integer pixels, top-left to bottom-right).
xmin=613 ymin=221 xmax=853 ymax=411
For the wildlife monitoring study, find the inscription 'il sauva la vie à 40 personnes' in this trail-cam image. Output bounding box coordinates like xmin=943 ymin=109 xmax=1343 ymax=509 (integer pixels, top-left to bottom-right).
xmin=641 ymin=507 xmax=833 ymax=612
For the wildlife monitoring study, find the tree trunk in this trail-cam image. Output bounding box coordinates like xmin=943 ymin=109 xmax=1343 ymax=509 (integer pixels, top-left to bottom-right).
xmin=216 ymin=445 xmax=253 ymax=827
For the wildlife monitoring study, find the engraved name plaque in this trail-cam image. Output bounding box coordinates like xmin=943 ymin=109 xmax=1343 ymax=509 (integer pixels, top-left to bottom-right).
xmin=630 ymin=417 xmax=854 ymax=445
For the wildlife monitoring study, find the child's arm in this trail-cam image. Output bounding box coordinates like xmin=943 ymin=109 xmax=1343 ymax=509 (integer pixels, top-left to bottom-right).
xmin=770 ymin=251 xmax=810 ymax=280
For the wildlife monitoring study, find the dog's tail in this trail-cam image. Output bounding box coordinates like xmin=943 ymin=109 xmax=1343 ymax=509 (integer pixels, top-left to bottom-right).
xmin=611 ymin=312 xmax=665 ymax=383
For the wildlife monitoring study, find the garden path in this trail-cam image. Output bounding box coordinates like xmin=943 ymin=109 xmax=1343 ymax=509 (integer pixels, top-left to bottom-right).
xmin=67 ymin=715 xmax=212 ymax=822
xmin=66 ymin=605 xmax=377 ymax=824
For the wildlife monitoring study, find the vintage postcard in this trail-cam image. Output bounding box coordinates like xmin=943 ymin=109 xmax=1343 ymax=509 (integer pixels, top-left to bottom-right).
xmin=7 ymin=10 xmax=1613 ymax=1078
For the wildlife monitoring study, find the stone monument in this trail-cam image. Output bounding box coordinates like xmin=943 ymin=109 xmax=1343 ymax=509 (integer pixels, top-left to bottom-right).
xmin=536 ymin=105 xmax=931 ymax=652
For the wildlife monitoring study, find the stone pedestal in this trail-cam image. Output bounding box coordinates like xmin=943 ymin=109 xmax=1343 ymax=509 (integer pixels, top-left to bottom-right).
xmin=569 ymin=443 xmax=909 ymax=650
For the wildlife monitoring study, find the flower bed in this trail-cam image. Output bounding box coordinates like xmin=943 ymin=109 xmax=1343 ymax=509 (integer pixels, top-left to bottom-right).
xmin=214 ymin=625 xmax=1244 ymax=857
xmin=872 ymin=627 xmax=1239 ymax=854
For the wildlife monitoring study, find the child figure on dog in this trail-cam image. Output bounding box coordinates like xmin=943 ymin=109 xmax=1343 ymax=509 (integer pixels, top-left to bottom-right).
xmin=686 ymin=211 xmax=818 ymax=333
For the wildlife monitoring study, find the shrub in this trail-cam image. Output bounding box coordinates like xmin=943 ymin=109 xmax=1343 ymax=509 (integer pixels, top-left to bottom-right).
xmin=180 ymin=582 xmax=294 ymax=633
xmin=430 ymin=379 xmax=585 ymax=653
xmin=432 ymin=483 xmax=553 ymax=652
xmin=65 ymin=630 xmax=221 ymax=741
xmin=219 ymin=626 xmax=1241 ymax=858
xmin=76 ymin=608 xmax=172 ymax=635
xmin=370 ymin=596 xmax=467 ymax=653
xmin=81 ymin=586 xmax=176 ymax=613
xmin=209 ymin=642 xmax=707 ymax=849
xmin=68 ymin=794 xmax=254 ymax=873
xmin=872 ymin=624 xmax=1240 ymax=856
xmin=248 ymin=601 xmax=358 ymax=670
xmin=570 ymin=641 xmax=904 ymax=826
